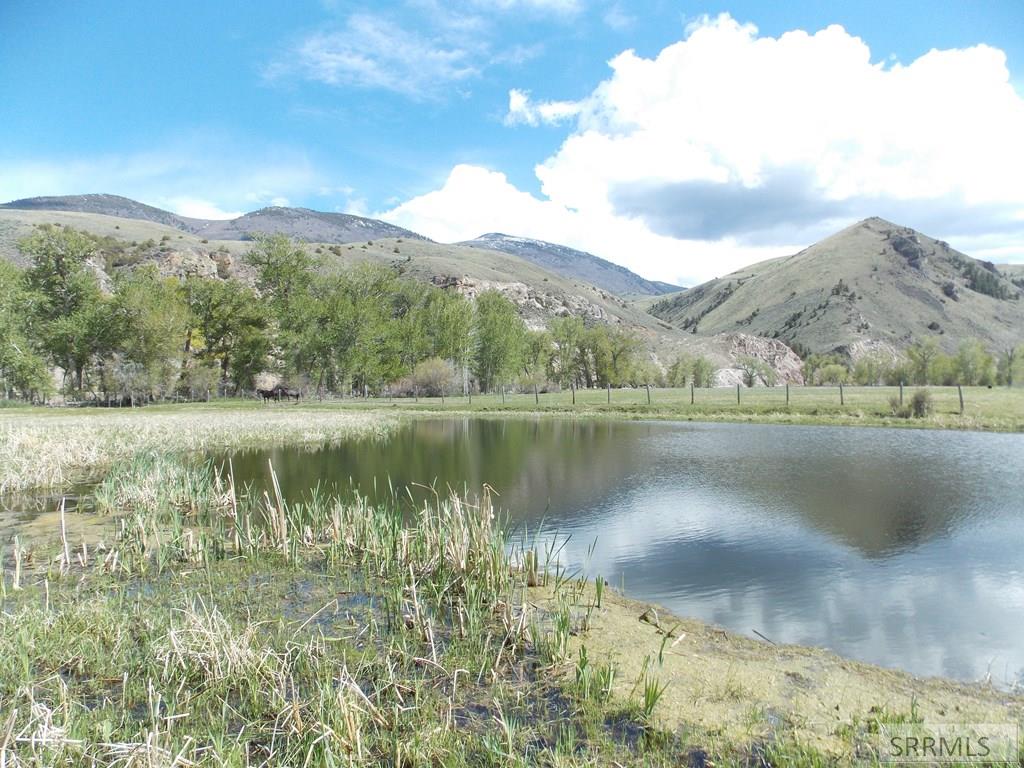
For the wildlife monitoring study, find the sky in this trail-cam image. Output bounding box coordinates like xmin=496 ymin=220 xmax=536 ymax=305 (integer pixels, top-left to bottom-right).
xmin=2 ymin=0 xmax=1023 ymax=286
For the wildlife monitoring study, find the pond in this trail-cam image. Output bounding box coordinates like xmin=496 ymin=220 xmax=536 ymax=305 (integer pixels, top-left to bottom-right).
xmin=225 ymin=418 xmax=1022 ymax=684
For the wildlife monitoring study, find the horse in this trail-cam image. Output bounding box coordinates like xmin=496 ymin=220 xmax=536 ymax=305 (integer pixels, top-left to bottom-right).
xmin=273 ymin=384 xmax=300 ymax=402
xmin=256 ymin=387 xmax=278 ymax=402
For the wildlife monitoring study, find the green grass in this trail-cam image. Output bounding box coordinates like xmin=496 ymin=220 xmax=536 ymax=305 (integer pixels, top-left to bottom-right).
xmin=175 ymin=384 xmax=1021 ymax=430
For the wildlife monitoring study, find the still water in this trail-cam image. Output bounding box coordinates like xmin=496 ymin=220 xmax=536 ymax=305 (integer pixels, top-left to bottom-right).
xmin=222 ymin=418 xmax=1024 ymax=685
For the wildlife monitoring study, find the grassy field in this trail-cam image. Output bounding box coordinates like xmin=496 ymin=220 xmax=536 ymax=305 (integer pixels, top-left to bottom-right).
xmin=343 ymin=384 xmax=1024 ymax=431
xmin=2 ymin=453 xmax=1020 ymax=766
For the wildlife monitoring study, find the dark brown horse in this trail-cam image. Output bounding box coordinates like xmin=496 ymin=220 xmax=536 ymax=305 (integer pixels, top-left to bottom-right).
xmin=272 ymin=384 xmax=300 ymax=402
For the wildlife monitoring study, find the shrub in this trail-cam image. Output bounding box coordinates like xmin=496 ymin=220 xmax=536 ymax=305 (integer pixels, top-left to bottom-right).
xmin=910 ymin=389 xmax=933 ymax=418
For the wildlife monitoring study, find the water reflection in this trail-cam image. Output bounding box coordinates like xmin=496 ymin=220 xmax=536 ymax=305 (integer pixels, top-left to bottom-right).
xmin=222 ymin=419 xmax=1024 ymax=683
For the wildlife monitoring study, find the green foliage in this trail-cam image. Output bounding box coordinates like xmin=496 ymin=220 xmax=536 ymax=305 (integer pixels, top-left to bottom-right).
xmin=953 ymin=339 xmax=996 ymax=386
xmin=182 ymin=277 xmax=269 ymax=392
xmin=997 ymin=346 xmax=1022 ymax=387
xmin=665 ymin=354 xmax=718 ymax=388
xmin=802 ymin=353 xmax=846 ymax=385
xmin=0 ymin=262 xmax=51 ymax=399
xmin=736 ymin=355 xmax=777 ymax=387
xmin=20 ymin=225 xmax=114 ymax=391
xmin=472 ymin=291 xmax=525 ymax=392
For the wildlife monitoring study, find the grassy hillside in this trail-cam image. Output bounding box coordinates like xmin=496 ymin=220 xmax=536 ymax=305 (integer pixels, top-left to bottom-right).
xmin=459 ymin=232 xmax=681 ymax=297
xmin=0 ymin=208 xmax=766 ymax=375
xmin=647 ymin=217 xmax=1024 ymax=356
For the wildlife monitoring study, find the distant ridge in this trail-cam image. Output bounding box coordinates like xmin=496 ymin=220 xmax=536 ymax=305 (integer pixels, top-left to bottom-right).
xmin=0 ymin=194 xmax=427 ymax=244
xmin=459 ymin=232 xmax=681 ymax=297
xmin=647 ymin=216 xmax=1024 ymax=355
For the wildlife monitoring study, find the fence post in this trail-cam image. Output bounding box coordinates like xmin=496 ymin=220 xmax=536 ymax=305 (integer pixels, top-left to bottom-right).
xmin=958 ymin=384 xmax=964 ymax=415
xmin=534 ymin=382 xmax=539 ymax=405
xmin=786 ymin=383 xmax=790 ymax=406
xmin=607 ymin=383 xmax=611 ymax=404
xmin=571 ymin=382 xmax=576 ymax=405
xmin=899 ymin=381 xmax=904 ymax=406
xmin=736 ymin=383 xmax=741 ymax=404
xmin=690 ymin=382 xmax=694 ymax=405
xmin=840 ymin=383 xmax=844 ymax=406
xmin=646 ymin=383 xmax=651 ymax=404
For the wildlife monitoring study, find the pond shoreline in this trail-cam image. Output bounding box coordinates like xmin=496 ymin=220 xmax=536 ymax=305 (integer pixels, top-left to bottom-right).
xmin=2 ymin=406 xmax=1023 ymax=764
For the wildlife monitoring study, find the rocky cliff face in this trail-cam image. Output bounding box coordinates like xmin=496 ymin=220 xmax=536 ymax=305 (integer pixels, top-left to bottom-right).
xmin=431 ymin=275 xmax=614 ymax=329
xmin=713 ymin=333 xmax=805 ymax=386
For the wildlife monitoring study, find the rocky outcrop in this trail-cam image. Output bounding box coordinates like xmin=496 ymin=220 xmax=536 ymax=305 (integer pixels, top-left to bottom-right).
xmin=431 ymin=275 xmax=613 ymax=329
xmin=714 ymin=333 xmax=805 ymax=386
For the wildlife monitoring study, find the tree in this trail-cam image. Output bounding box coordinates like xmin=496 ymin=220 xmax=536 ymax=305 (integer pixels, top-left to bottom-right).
xmin=691 ymin=356 xmax=717 ymax=388
xmin=0 ymin=262 xmax=51 ymax=399
xmin=737 ymin=355 xmax=776 ymax=387
xmin=519 ymin=329 xmax=553 ymax=391
xmin=997 ymin=346 xmax=1022 ymax=387
xmin=549 ymin=316 xmax=584 ymax=389
xmin=907 ymin=339 xmax=940 ymax=385
xmin=182 ymin=278 xmax=269 ymax=392
xmin=20 ymin=226 xmax=114 ymax=391
xmin=852 ymin=352 xmax=889 ymax=385
xmin=954 ymin=339 xmax=996 ymax=386
xmin=472 ymin=291 xmax=524 ymax=392
xmin=110 ymin=266 xmax=189 ymax=398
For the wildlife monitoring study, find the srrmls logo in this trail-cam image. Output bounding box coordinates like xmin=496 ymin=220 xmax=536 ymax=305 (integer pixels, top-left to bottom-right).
xmin=877 ymin=723 xmax=1019 ymax=764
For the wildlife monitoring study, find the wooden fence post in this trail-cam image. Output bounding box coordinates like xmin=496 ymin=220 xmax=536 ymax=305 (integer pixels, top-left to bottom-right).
xmin=534 ymin=382 xmax=539 ymax=405
xmin=899 ymin=381 xmax=904 ymax=406
xmin=736 ymin=383 xmax=741 ymax=404
xmin=607 ymin=383 xmax=611 ymax=404
xmin=840 ymin=383 xmax=844 ymax=406
xmin=958 ymin=384 xmax=964 ymax=415
xmin=690 ymin=382 xmax=694 ymax=405
xmin=571 ymin=382 xmax=576 ymax=405
xmin=786 ymin=383 xmax=789 ymax=406
xmin=646 ymin=383 xmax=651 ymax=404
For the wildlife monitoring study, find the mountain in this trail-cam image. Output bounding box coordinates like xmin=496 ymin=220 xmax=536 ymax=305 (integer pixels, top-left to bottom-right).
xmin=0 ymin=194 xmax=199 ymax=231
xmin=645 ymin=217 xmax=1024 ymax=356
xmin=459 ymin=233 xmax=681 ymax=297
xmin=0 ymin=194 xmax=426 ymax=244
xmin=0 ymin=201 xmax=802 ymax=382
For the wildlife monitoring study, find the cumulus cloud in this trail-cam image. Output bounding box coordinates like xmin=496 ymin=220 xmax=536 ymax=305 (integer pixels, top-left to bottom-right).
xmin=385 ymin=14 xmax=1024 ymax=282
xmin=380 ymin=164 xmax=779 ymax=286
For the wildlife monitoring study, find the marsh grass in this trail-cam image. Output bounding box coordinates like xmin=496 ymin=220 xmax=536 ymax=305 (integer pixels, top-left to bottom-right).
xmin=0 ymin=408 xmax=398 ymax=493
xmin=0 ymin=456 xmax=705 ymax=766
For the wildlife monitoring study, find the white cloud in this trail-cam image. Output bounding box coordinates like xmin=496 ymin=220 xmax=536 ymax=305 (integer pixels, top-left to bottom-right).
xmin=504 ymin=89 xmax=583 ymax=126
xmin=386 ymin=14 xmax=1024 ymax=283
xmin=281 ymin=13 xmax=478 ymax=99
xmin=380 ymin=164 xmax=783 ymax=286
xmin=166 ymin=198 xmax=243 ymax=220
xmin=602 ymin=4 xmax=633 ymax=31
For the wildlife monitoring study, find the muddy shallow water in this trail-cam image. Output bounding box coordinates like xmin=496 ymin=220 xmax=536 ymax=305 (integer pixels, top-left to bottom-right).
xmin=214 ymin=418 xmax=1024 ymax=686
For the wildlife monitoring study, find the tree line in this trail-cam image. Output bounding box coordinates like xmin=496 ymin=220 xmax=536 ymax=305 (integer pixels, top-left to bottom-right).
xmin=802 ymin=338 xmax=1022 ymax=387
xmin=0 ymin=226 xmax=667 ymax=402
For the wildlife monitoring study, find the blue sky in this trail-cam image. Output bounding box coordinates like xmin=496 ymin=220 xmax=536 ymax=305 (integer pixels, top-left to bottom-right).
xmin=2 ymin=0 xmax=1023 ymax=283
